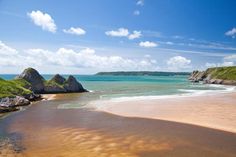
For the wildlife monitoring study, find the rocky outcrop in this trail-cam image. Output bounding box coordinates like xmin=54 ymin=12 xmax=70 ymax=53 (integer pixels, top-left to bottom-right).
xmin=0 ymin=96 xmax=30 ymax=113
xmin=189 ymin=66 xmax=236 ymax=85
xmin=44 ymin=74 xmax=87 ymax=93
xmin=0 ymin=68 xmax=87 ymax=113
xmin=188 ymin=70 xmax=206 ymax=82
xmin=16 ymin=68 xmax=87 ymax=94
xmin=50 ymin=74 xmax=66 ymax=85
xmin=16 ymin=68 xmax=45 ymax=93
xmin=64 ymin=75 xmax=86 ymax=92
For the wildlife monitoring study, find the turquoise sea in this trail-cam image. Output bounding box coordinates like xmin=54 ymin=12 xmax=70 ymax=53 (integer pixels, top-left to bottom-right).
xmin=1 ymin=74 xmax=235 ymax=108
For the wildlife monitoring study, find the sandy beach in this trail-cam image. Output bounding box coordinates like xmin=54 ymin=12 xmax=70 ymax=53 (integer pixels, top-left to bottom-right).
xmin=93 ymin=92 xmax=236 ymax=133
xmin=0 ymin=93 xmax=236 ymax=157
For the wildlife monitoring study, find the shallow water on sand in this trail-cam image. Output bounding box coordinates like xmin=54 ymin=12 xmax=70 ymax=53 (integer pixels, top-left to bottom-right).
xmin=0 ymin=94 xmax=236 ymax=157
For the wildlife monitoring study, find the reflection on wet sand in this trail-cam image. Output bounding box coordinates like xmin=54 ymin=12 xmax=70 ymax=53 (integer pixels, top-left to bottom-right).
xmin=0 ymin=94 xmax=236 ymax=157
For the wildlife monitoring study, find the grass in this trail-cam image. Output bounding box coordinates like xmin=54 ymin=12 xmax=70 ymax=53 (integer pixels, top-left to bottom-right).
xmin=0 ymin=78 xmax=32 ymax=98
xmin=44 ymin=80 xmax=64 ymax=88
xmin=206 ymin=66 xmax=236 ymax=80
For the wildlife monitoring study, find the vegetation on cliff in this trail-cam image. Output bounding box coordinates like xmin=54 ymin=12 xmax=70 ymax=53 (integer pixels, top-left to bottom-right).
xmin=204 ymin=66 xmax=236 ymax=80
xmin=1 ymin=68 xmax=87 ymax=99
xmin=0 ymin=78 xmax=32 ymax=98
xmin=189 ymin=66 xmax=236 ymax=85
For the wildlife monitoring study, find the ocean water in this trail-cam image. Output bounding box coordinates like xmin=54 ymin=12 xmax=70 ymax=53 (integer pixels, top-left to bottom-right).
xmin=1 ymin=74 xmax=235 ymax=108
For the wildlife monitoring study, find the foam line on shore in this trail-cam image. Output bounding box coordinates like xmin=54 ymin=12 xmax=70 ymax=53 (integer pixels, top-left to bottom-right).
xmin=101 ymin=84 xmax=236 ymax=103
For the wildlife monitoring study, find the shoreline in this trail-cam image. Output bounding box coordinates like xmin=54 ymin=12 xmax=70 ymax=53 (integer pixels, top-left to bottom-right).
xmin=41 ymin=94 xmax=57 ymax=101
xmin=1 ymin=91 xmax=236 ymax=156
xmin=91 ymin=91 xmax=236 ymax=134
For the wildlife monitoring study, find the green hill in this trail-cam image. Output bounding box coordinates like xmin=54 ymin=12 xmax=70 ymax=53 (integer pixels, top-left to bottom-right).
xmin=204 ymin=66 xmax=236 ymax=80
xmin=0 ymin=78 xmax=32 ymax=98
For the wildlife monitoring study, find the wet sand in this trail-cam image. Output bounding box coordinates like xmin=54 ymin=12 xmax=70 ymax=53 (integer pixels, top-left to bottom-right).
xmin=94 ymin=92 xmax=236 ymax=133
xmin=0 ymin=94 xmax=236 ymax=157
xmin=41 ymin=94 xmax=57 ymax=100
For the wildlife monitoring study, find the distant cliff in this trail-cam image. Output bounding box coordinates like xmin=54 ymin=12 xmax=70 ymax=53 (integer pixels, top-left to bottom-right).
xmin=96 ymin=71 xmax=190 ymax=76
xmin=189 ymin=66 xmax=236 ymax=85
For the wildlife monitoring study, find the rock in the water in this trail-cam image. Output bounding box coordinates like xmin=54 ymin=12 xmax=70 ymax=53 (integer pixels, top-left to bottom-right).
xmin=16 ymin=68 xmax=45 ymax=93
xmin=64 ymin=75 xmax=87 ymax=92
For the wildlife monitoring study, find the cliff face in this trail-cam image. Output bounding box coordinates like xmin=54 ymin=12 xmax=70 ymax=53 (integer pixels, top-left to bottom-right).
xmin=189 ymin=66 xmax=236 ymax=85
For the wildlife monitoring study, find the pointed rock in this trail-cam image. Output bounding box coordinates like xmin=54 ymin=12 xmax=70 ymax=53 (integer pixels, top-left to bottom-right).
xmin=16 ymin=68 xmax=45 ymax=93
xmin=64 ymin=75 xmax=87 ymax=92
xmin=50 ymin=74 xmax=66 ymax=85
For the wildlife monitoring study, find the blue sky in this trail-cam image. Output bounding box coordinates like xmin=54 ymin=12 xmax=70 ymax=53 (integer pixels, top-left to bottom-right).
xmin=0 ymin=0 xmax=236 ymax=74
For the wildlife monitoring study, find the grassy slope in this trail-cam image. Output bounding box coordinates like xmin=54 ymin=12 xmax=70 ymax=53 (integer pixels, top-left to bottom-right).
xmin=44 ymin=80 xmax=64 ymax=88
xmin=205 ymin=66 xmax=236 ymax=80
xmin=0 ymin=78 xmax=32 ymax=98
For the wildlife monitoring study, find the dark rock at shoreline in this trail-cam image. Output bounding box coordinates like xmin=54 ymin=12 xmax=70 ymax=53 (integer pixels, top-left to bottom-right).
xmin=0 ymin=96 xmax=30 ymax=113
xmin=23 ymin=93 xmax=42 ymax=101
xmin=64 ymin=75 xmax=87 ymax=92
xmin=16 ymin=68 xmax=45 ymax=93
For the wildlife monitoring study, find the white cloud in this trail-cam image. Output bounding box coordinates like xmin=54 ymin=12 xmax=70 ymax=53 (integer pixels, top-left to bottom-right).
xmin=105 ymin=28 xmax=129 ymax=37
xmin=136 ymin=0 xmax=144 ymax=6
xmin=224 ymin=54 xmax=236 ymax=61
xmin=166 ymin=41 xmax=174 ymax=45
xmin=106 ymin=28 xmax=141 ymax=40
xmin=128 ymin=31 xmax=142 ymax=40
xmin=0 ymin=41 xmax=158 ymax=73
xmin=205 ymin=62 xmax=234 ymax=68
xmin=225 ymin=27 xmax=236 ymax=38
xmin=0 ymin=41 xmax=18 ymax=55
xmin=133 ymin=10 xmax=140 ymax=16
xmin=63 ymin=27 xmax=86 ymax=35
xmin=139 ymin=41 xmax=158 ymax=48
xmin=221 ymin=62 xmax=234 ymax=66
xmin=27 ymin=10 xmax=57 ymax=33
xmin=167 ymin=56 xmax=191 ymax=71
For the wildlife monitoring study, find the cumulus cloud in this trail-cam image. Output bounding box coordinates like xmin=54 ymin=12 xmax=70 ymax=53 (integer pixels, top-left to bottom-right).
xmin=25 ymin=48 xmax=158 ymax=70
xmin=27 ymin=10 xmax=57 ymax=33
xmin=224 ymin=54 xmax=236 ymax=61
xmin=225 ymin=27 xmax=236 ymax=38
xmin=205 ymin=62 xmax=234 ymax=68
xmin=0 ymin=41 xmax=158 ymax=73
xmin=136 ymin=0 xmax=144 ymax=6
xmin=63 ymin=27 xmax=86 ymax=35
xmin=133 ymin=10 xmax=140 ymax=16
xmin=105 ymin=28 xmax=129 ymax=37
xmin=167 ymin=56 xmax=191 ymax=71
xmin=0 ymin=41 xmax=18 ymax=55
xmin=105 ymin=28 xmax=141 ymax=40
xmin=139 ymin=41 xmax=157 ymax=48
xmin=128 ymin=31 xmax=142 ymax=40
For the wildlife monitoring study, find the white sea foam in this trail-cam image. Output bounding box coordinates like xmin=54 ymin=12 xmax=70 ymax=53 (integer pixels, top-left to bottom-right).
xmin=103 ymin=84 xmax=236 ymax=103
